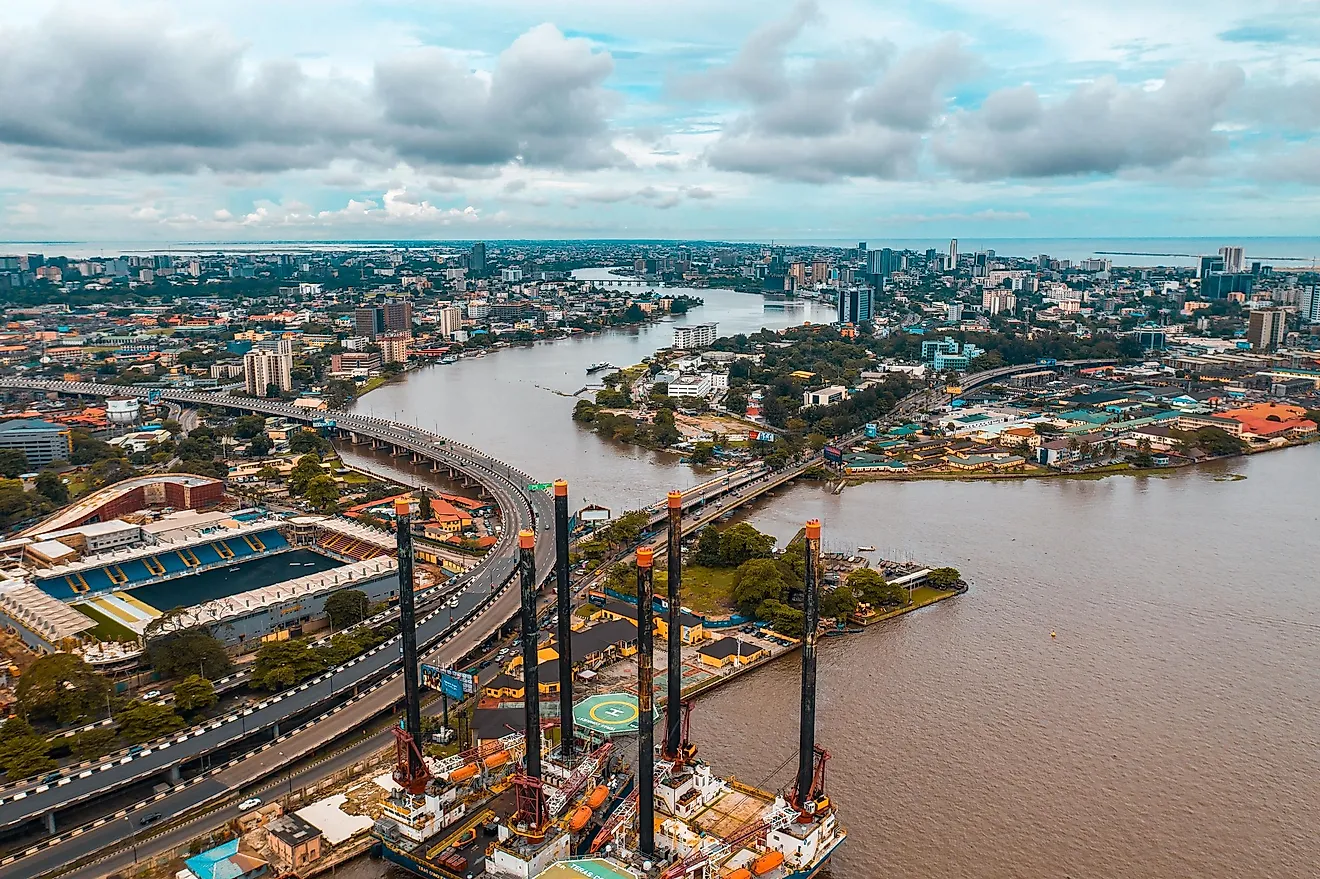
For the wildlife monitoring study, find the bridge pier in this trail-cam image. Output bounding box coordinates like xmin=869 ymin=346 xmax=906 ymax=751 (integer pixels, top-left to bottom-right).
xmin=45 ymin=811 xmax=55 ymax=835
xmin=371 ymin=438 xmax=385 ymax=450
xmin=170 ymin=765 xmax=181 ymax=784
xmin=391 ymin=445 xmax=409 ymax=458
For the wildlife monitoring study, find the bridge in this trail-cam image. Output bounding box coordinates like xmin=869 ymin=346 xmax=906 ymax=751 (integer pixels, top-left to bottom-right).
xmin=0 ymin=378 xmax=805 ymax=877
xmin=957 ymin=358 xmax=1118 ymax=393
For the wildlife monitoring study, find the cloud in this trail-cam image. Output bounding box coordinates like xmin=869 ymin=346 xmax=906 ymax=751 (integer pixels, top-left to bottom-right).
xmin=932 ymin=64 xmax=1246 ymax=179
xmin=874 ymin=209 xmax=1031 ymax=224
xmin=0 ymin=14 xmax=623 ymax=176
xmin=686 ymin=3 xmax=971 ymax=182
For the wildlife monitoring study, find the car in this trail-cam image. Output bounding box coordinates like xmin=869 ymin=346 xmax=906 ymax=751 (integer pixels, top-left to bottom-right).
xmin=239 ymin=797 xmax=262 ymax=811
xmin=139 ymin=812 xmax=163 ymax=826
xmin=143 ymin=690 xmax=162 ymax=700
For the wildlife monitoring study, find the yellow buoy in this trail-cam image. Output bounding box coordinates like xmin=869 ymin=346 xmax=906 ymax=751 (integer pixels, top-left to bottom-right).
xmin=1050 ymin=630 xmax=1056 ymax=638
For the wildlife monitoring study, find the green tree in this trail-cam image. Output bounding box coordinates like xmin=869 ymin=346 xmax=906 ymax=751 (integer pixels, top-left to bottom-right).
xmin=1194 ymin=427 xmax=1246 ymax=457
xmin=0 ymin=450 xmax=29 ymax=478
xmin=757 ymin=599 xmax=806 ymax=635
xmin=289 ymin=430 xmax=330 ymax=455
xmin=252 ymin=640 xmax=327 ymax=690
xmin=172 ymin=675 xmax=217 ymax=713
xmin=16 ymin=653 xmax=110 ymax=725
xmin=417 ymin=492 xmax=433 ymax=521
xmin=926 ymin=567 xmax=962 ymax=588
xmin=288 ymin=452 xmax=325 ymax=495
xmin=730 ymin=558 xmax=791 ymax=615
xmin=652 ymin=409 xmax=680 ymax=447
xmin=693 ymin=526 xmax=723 ymax=567
xmin=324 ymin=589 xmax=369 ymax=629
xmin=689 ymin=442 xmax=714 ymax=464
xmin=247 ymin=434 xmax=273 ymax=457
xmin=304 ymin=475 xmax=341 ymax=511
xmin=595 ymin=388 xmax=630 ymax=408
xmin=819 ymin=585 xmax=858 ymax=620
xmin=232 ymin=415 xmax=266 ymax=438
xmin=116 ymin=701 xmax=186 ymax=743
xmin=0 ymin=716 xmax=55 ymax=778
xmin=145 ymin=624 xmax=233 ymax=680
xmin=69 ymin=727 xmax=118 ymax=759
xmin=572 ymin=400 xmax=598 ymax=423
xmin=724 ymin=392 xmax=747 ymax=416
xmin=35 ymin=470 xmax=68 ymax=503
xmin=601 ymin=510 xmax=648 ymax=548
xmin=719 ymin=523 xmax=775 ymax=566
xmin=846 ymin=567 xmax=908 ymax=608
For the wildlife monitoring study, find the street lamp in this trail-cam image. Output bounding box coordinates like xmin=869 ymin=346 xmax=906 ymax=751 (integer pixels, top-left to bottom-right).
xmin=125 ymin=815 xmax=139 ymax=863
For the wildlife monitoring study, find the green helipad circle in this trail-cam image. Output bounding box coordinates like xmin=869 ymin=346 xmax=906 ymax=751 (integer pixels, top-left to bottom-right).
xmin=574 ymin=692 xmax=654 ymax=737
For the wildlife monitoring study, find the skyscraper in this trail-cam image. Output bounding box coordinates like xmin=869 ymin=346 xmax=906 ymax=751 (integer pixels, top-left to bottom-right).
xmin=1247 ymin=308 xmax=1286 ymax=352
xmin=383 ymin=299 xmax=413 ymax=334
xmin=354 ymin=305 xmax=385 ymax=340
xmin=1219 ymin=245 xmax=1245 ymax=274
xmin=1301 ymin=286 xmax=1320 ymax=324
xmin=946 ymin=239 xmax=959 ymax=271
xmin=837 ymin=288 xmax=874 ymax=325
xmin=470 ymin=242 xmax=487 ymax=275
xmin=243 ymin=344 xmax=293 ymax=396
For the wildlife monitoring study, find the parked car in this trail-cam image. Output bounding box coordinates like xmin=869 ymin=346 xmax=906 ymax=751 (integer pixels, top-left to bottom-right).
xmin=239 ymin=797 xmax=262 ymax=811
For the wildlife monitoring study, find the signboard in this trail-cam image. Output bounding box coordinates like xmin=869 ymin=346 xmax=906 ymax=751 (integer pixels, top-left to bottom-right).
xmin=439 ymin=674 xmax=465 ymax=700
xmin=147 ymin=389 xmax=162 ymax=403
xmin=754 ymin=431 xmax=777 ymax=442
xmin=424 ymin=664 xmax=478 ymax=697
xmin=823 ymin=445 xmax=844 ymax=464
xmin=527 ymin=482 xmax=553 ymax=492
xmin=864 ymin=423 xmax=879 ymax=438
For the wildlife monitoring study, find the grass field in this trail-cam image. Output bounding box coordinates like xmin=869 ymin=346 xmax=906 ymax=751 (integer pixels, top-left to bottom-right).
xmin=73 ymin=603 xmax=140 ymax=642
xmin=679 ymin=565 xmax=739 ymax=615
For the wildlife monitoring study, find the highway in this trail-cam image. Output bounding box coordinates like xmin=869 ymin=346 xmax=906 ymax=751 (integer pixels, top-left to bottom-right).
xmin=0 ymin=379 xmax=553 ymax=854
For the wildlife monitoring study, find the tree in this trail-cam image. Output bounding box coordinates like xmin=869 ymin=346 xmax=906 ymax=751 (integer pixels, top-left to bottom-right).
xmin=846 ymin=567 xmax=907 ymax=608
xmin=69 ymin=727 xmax=118 ymax=760
xmin=819 ymin=585 xmax=858 ymax=620
xmin=325 ymin=589 xmax=369 ymax=629
xmin=232 ymin=415 xmax=266 ymax=439
xmin=288 ymin=452 xmax=325 ymax=495
xmin=35 ymin=470 xmax=68 ymax=503
xmin=719 ymin=523 xmax=775 ymax=566
xmin=572 ymin=400 xmax=598 ymax=423
xmin=689 ymin=443 xmax=714 ymax=465
xmin=289 ymin=430 xmax=330 ymax=455
xmin=926 ymin=567 xmax=962 ymax=588
xmin=304 ymin=475 xmax=341 ymax=511
xmin=693 ymin=526 xmax=723 ymax=567
xmin=724 ymin=392 xmax=747 ymax=416
xmin=1194 ymin=427 xmax=1246 ymax=457
xmin=247 ymin=434 xmax=273 ymax=457
xmin=252 ymin=640 xmax=327 ymax=690
xmin=16 ymin=653 xmax=109 ymax=724
xmin=730 ymin=558 xmax=791 ymax=615
xmin=0 ymin=717 xmax=55 ymax=779
xmin=161 ymin=418 xmax=182 ymax=435
xmin=172 ymin=675 xmax=217 ymax=713
xmin=600 ymin=510 xmax=648 ymax=548
xmin=757 ymin=599 xmax=805 ymax=636
xmin=417 ymin=492 xmax=433 ymax=521
xmin=595 ymin=388 xmax=630 ymax=409
xmin=145 ymin=624 xmax=233 ymax=680
xmin=116 ymin=701 xmax=185 ymax=743
xmin=0 ymin=450 xmax=29 ymax=478
xmin=652 ymin=409 xmax=680 ymax=447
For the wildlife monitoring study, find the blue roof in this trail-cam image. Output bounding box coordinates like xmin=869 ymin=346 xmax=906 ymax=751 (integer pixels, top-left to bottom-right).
xmin=0 ymin=418 xmax=63 ymax=433
xmin=186 ymin=840 xmax=241 ymax=879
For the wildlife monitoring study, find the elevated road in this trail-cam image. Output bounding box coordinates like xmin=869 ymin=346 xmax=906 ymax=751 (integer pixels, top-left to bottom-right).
xmin=0 ymin=379 xmax=553 ymax=841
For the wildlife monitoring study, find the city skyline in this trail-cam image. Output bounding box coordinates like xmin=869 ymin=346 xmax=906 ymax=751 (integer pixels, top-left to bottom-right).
xmin=1 ymin=0 xmax=1318 ymax=241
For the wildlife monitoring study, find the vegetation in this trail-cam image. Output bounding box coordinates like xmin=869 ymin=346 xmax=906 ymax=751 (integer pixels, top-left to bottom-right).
xmin=325 ymin=589 xmax=370 ymax=628
xmin=145 ymin=623 xmax=233 ymax=680
xmin=172 ymin=675 xmax=218 ymax=713
xmin=0 ymin=450 xmax=29 ymax=478
xmin=69 ymin=727 xmax=118 ymax=760
xmin=115 ymin=700 xmax=186 ymax=741
xmin=16 ymin=653 xmax=110 ymax=725
xmin=692 ymin=523 xmax=775 ymax=568
xmin=846 ymin=568 xmax=910 ymax=609
xmin=251 ymin=626 xmax=394 ymax=690
xmin=925 ymin=567 xmax=963 ymax=588
xmin=0 ymin=718 xmax=56 ymax=779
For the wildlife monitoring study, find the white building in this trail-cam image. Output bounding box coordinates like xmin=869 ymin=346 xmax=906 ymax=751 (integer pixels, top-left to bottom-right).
xmin=668 ymin=374 xmax=713 ymax=398
xmin=106 ymin=397 xmax=140 ymax=425
xmin=378 ymin=334 xmax=411 ymax=365
xmin=803 ymin=385 xmax=848 ymax=407
xmin=982 ymin=291 xmax=1018 ymax=315
xmin=673 ymin=323 xmax=718 ymax=350
xmin=500 ymin=267 xmax=524 ymax=283
xmin=1219 ymin=245 xmax=1245 ymax=274
xmin=467 ymin=301 xmax=490 ymax=320
xmin=946 ymin=238 xmax=958 ymax=272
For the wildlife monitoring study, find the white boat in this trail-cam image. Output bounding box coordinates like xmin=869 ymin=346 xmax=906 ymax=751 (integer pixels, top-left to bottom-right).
xmin=857 ymin=545 xmax=876 ymax=552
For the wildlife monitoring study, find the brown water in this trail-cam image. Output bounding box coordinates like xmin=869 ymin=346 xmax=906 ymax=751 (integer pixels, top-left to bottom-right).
xmin=347 ymin=281 xmax=1320 ymax=878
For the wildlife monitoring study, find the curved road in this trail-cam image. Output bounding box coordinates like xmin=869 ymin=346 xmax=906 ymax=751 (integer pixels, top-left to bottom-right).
xmin=0 ymin=379 xmax=554 ymax=855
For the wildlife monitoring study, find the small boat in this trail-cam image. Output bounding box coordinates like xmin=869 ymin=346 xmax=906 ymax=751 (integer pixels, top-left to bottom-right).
xmin=228 ymin=566 xmax=240 ymax=572
xmin=857 ymin=545 xmax=876 ymax=552
xmin=585 ymin=361 xmax=613 ymax=373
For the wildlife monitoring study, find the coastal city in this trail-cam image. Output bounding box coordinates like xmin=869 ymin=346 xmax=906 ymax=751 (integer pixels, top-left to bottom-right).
xmin=0 ymin=235 xmax=1314 ymax=879
xmin=2 ymin=0 xmax=1319 ymax=877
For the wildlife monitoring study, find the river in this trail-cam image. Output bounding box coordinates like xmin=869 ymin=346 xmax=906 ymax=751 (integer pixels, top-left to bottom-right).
xmin=343 ymin=279 xmax=1320 ymax=878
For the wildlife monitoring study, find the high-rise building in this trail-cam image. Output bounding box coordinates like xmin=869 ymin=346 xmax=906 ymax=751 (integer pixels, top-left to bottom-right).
xmin=470 ymin=242 xmax=487 ymax=275
xmin=1247 ymin=308 xmax=1286 ymax=352
xmin=866 ymin=248 xmax=900 ymax=280
xmin=982 ymin=290 xmax=1018 ymax=315
xmin=672 ymin=323 xmax=718 ymax=349
xmin=837 ymin=287 xmax=874 ymax=325
xmin=1301 ymin=286 xmax=1320 ymax=324
xmin=354 ymin=305 xmax=385 ymax=340
xmin=945 ymin=239 xmax=959 ymax=272
xmin=383 ymin=300 xmax=413 ymax=334
xmin=1198 ymin=255 xmax=1226 ymax=279
xmin=437 ymin=305 xmax=464 ymax=338
xmin=1201 ymin=273 xmax=1254 ymax=300
xmin=1219 ymin=245 xmax=1245 ymax=274
xmin=946 ymin=303 xmax=963 ymax=322
xmin=244 ymin=346 xmax=293 ymax=396
xmin=378 ymin=333 xmax=412 ymax=365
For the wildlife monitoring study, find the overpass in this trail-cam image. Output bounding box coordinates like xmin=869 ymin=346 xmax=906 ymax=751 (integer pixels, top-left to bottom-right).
xmin=0 ymin=379 xmax=554 ymax=843
xmin=957 ymin=358 xmax=1118 ymax=393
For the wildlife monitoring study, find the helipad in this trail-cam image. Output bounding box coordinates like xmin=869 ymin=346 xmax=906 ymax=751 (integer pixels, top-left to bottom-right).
xmin=573 ymin=692 xmax=655 ymax=737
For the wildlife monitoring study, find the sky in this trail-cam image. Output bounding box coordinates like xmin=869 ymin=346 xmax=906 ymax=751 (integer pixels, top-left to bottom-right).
xmin=1 ymin=0 xmax=1318 ymax=243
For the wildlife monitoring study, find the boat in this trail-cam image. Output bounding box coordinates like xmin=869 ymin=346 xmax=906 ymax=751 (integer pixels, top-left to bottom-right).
xmin=857 ymin=545 xmax=876 ymax=552
xmin=585 ymin=361 xmax=613 ymax=374
xmin=228 ymin=566 xmax=240 ymax=572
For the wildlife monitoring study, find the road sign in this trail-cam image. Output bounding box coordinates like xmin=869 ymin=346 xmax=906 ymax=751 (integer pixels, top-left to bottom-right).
xmin=527 ymin=482 xmax=553 ymax=492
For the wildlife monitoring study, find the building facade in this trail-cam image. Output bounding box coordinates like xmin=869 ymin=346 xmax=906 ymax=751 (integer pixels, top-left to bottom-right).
xmin=0 ymin=418 xmax=72 ymax=468
xmin=673 ymin=323 xmax=718 ymax=349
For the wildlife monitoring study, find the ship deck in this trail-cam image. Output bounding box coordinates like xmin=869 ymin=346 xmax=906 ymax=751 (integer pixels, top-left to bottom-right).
xmin=690 ymin=784 xmax=776 ymax=839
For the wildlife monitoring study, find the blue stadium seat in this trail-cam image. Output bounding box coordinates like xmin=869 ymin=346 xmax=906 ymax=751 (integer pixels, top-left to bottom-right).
xmin=260 ymin=530 xmax=288 ymax=551
xmin=193 ymin=543 xmax=222 ymax=565
xmin=119 ymin=560 xmax=153 ymax=583
xmin=158 ymin=553 xmax=188 ymax=574
xmin=225 ymin=539 xmax=255 ymax=559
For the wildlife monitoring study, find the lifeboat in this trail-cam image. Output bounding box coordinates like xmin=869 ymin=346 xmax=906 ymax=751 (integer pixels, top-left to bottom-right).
xmin=483 ymin=750 xmax=510 ymax=769
xmin=568 ymin=806 xmax=593 ymax=832
xmin=448 ymin=763 xmax=478 ymax=783
xmin=727 ymin=869 xmax=752 ymax=879
xmin=586 ymin=785 xmax=609 ymax=809
xmin=752 ymin=851 xmax=784 ymax=875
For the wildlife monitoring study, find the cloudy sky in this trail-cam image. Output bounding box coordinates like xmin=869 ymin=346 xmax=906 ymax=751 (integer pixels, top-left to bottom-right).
xmin=1 ymin=0 xmax=1318 ymax=242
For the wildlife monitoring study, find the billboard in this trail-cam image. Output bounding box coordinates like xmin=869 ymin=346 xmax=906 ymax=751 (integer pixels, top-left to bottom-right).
xmin=754 ymin=431 xmax=777 ymax=442
xmin=823 ymin=445 xmax=844 ymax=464
xmin=421 ymin=663 xmax=475 ymax=697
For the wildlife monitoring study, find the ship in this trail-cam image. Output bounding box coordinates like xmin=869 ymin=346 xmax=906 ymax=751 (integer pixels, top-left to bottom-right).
xmin=585 ymin=362 xmax=613 ymax=374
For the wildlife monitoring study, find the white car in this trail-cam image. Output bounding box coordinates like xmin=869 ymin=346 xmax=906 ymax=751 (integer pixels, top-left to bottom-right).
xmin=239 ymin=797 xmax=262 ymax=811
xmin=144 ymin=690 xmax=162 ymax=700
